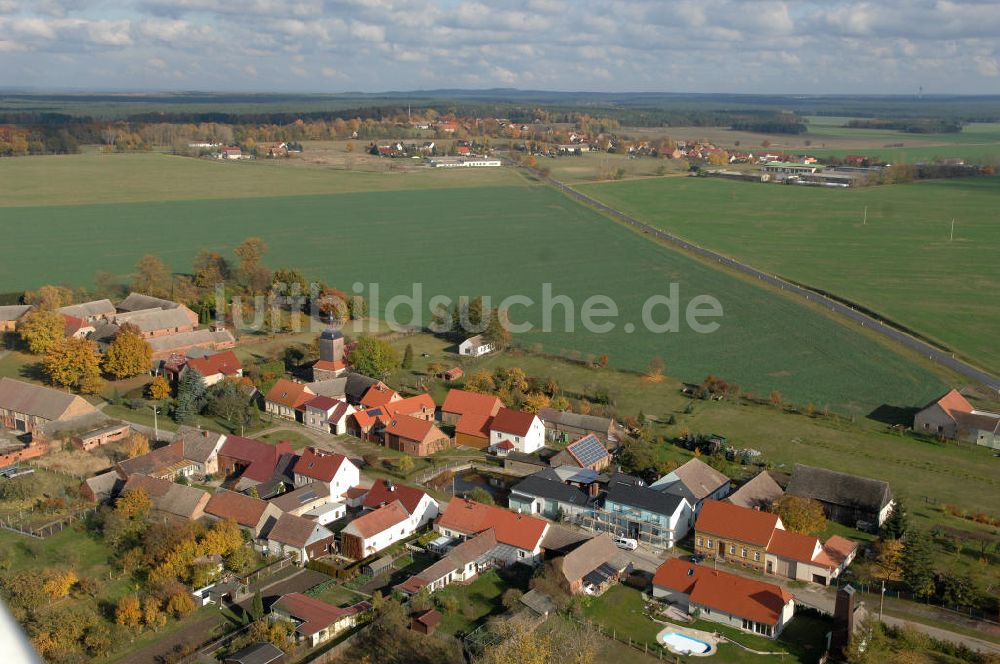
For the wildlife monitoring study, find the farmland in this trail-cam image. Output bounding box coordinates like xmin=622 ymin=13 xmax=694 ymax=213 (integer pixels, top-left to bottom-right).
xmin=0 ymin=154 xmax=949 ymax=413
xmin=579 ymin=175 xmax=1000 ymax=375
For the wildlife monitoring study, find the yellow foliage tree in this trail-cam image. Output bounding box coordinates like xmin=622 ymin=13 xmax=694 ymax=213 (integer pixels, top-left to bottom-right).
xmin=43 ymin=337 xmax=104 ymax=393
xmin=200 ymin=518 xmax=246 ymax=557
xmin=874 ymin=539 xmax=905 ymax=583
xmin=464 ymin=370 xmax=495 ymax=394
xmin=773 ymin=495 xmax=827 ymax=535
xmin=147 ymin=375 xmax=172 ymax=400
xmin=122 ymin=432 xmax=150 ymax=459
xmin=143 ymin=597 xmax=166 ymax=630
xmin=115 ymin=488 xmax=152 ymax=519
xmin=41 ymin=569 xmax=78 ymax=601
xmin=18 ymin=309 xmax=65 ymax=355
xmin=521 ymin=392 xmax=551 ymax=414
xmin=102 ymin=323 xmax=152 ymax=379
xmin=24 ymin=285 xmax=74 ymax=310
xmin=166 ymin=590 xmax=196 ymax=618
xmin=115 ymin=595 xmax=142 ymax=628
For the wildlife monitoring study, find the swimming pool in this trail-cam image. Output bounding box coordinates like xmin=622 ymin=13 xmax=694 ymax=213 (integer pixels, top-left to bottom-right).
xmin=659 ymin=632 xmax=712 ymax=655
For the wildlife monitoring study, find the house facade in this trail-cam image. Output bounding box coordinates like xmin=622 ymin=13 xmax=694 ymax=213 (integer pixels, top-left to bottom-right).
xmin=292 ymin=448 xmax=360 ymax=500
xmin=489 ymin=408 xmax=545 ymax=454
xmin=0 ymin=377 xmax=98 ymax=436
xmin=785 ymin=464 xmax=893 ymax=530
xmin=914 ymin=389 xmax=1000 ymax=449
xmin=266 ymin=512 xmax=335 ymax=563
xmin=694 ymin=500 xmax=782 ymax=572
xmin=459 ymin=335 xmax=494 ymax=357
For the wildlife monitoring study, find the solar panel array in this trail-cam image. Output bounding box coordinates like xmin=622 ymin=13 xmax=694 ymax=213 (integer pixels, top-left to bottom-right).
xmin=568 ymin=435 xmax=608 ymax=467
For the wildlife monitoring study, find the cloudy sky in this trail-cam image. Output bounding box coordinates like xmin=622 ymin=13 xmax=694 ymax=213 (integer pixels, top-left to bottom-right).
xmin=1 ymin=0 xmax=998 ymax=94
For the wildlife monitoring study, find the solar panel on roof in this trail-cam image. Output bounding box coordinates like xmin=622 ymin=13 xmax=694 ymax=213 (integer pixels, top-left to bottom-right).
xmin=569 ymin=435 xmax=608 ymax=467
xmin=298 ymin=490 xmax=317 ymax=504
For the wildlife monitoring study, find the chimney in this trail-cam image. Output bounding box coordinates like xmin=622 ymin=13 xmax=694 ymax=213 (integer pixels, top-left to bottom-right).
xmin=831 ymin=585 xmax=857 ymax=657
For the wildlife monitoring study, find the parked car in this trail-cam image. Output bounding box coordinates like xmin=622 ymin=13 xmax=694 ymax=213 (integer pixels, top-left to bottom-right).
xmin=613 ymin=535 xmax=638 ymax=551
xmin=689 ymin=554 xmax=705 ymax=564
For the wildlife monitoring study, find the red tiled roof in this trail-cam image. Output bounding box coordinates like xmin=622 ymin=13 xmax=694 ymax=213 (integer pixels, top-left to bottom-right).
xmin=766 ymin=529 xmax=820 ymax=564
xmin=186 ymin=351 xmax=241 ymax=377
xmin=62 ymin=314 xmax=87 ymax=336
xmin=490 ymin=408 xmax=536 ymax=437
xmin=343 ymin=500 xmax=410 ymax=539
xmin=384 ymin=393 xmax=435 ymax=418
xmin=456 ymin=411 xmax=493 ymax=440
xmin=441 ymin=389 xmax=502 ymax=417
xmin=930 ymin=389 xmax=974 ymax=417
xmin=273 ymin=593 xmax=368 ymax=636
xmin=218 ymin=436 xmax=294 ymax=483
xmin=384 ymin=414 xmax=442 ymax=442
xmin=293 ymin=447 xmax=349 ymax=483
xmin=653 ymin=558 xmax=793 ymax=626
xmin=414 ymin=609 xmax=441 ymax=627
xmin=695 ymin=500 xmax=781 ymax=547
xmin=820 ymin=535 xmax=858 ymax=568
xmin=205 ymin=489 xmax=269 ymax=528
xmin=304 ymin=395 xmax=340 ymax=411
xmin=497 ymin=440 xmax=515 ymax=450
xmin=351 ymin=408 xmax=382 ymax=431
xmin=363 ymin=479 xmax=429 ymax=514
xmin=313 ymin=359 xmax=346 ymax=372
xmin=265 ymin=379 xmax=314 ymax=410
xmin=344 ymin=485 xmax=369 ymax=500
xmin=437 ymin=499 xmax=548 ymax=551
xmin=360 ymin=384 xmax=399 ymax=409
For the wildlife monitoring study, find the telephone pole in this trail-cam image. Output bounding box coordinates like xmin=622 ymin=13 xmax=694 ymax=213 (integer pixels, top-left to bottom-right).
xmin=950 ymin=218 xmax=955 ymax=241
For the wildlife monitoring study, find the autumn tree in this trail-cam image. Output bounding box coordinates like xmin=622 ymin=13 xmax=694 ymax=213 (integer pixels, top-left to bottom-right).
xmin=396 ymin=455 xmax=415 ymax=475
xmin=464 ymin=370 xmax=495 ymax=394
xmin=44 ymin=337 xmax=103 ymax=393
xmin=115 ymin=595 xmax=142 ymax=628
xmin=116 ymin=488 xmax=152 ymax=520
xmin=146 ymin=375 xmax=171 ymax=400
xmin=102 ymin=323 xmax=152 ymax=379
xmin=521 ymin=392 xmax=551 ymax=414
xmin=494 ymin=367 xmax=528 ymax=394
xmin=348 ymin=336 xmax=400 ymax=378
xmin=165 ymin=590 xmax=196 ymax=618
xmin=315 ymin=286 xmax=349 ymax=323
xmin=131 ymin=254 xmax=172 ymax=298
xmin=193 ymin=249 xmax=231 ymax=289
xmin=773 ymin=495 xmax=827 ymax=535
xmin=234 ymin=237 xmax=270 ymax=293
xmin=143 ymin=596 xmax=166 ymax=630
xmin=24 ymin=284 xmax=74 ymax=310
xmin=122 ymin=432 xmax=150 ymax=459
xmin=873 ymin=539 xmax=904 ymax=583
xmin=19 ymin=309 xmax=65 ymax=354
xmin=769 ymin=390 xmax=783 ymax=408
xmin=201 ymin=518 xmax=246 ymax=557
xmin=41 ymin=569 xmax=78 ymax=601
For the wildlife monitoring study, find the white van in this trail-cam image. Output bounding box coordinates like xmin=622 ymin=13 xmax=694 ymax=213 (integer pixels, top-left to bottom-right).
xmin=613 ymin=535 xmax=638 ymax=551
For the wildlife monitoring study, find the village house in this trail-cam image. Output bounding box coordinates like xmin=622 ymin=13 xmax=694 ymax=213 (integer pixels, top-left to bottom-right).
xmin=650 ymin=458 xmax=732 ymax=512
xmin=80 ymin=470 xmax=124 ymax=503
xmin=383 ymin=415 xmax=449 ymax=456
xmin=302 ymin=395 xmax=355 ymax=435
xmin=359 ymin=383 xmax=400 ymax=409
xmin=362 ymin=480 xmax=439 ymax=526
xmin=600 ymin=475 xmax=693 ymax=549
xmin=653 ymin=558 xmax=795 ymax=638
xmin=107 ymin=307 xmax=197 ymax=339
xmin=292 ymin=448 xmax=359 ymax=499
xmin=459 ymin=335 xmax=494 ymax=357
xmin=116 ymin=441 xmax=198 ymax=481
xmin=785 ymin=464 xmax=894 ymax=530
xmin=537 ymin=408 xmax=622 ymax=449
xmin=265 ymin=379 xmax=315 ymax=422
xmin=117 ymin=292 xmax=199 ymax=324
xmin=339 ymin=500 xmax=417 ymax=559
xmin=0 ymin=377 xmax=98 ymax=436
xmin=454 ymin=410 xmax=493 ymax=449
xmin=58 ymin=299 xmax=115 ymax=323
xmin=397 ymin=530 xmax=503 ymax=595
xmin=268 ymin=482 xmax=331 ymax=517
xmin=343 ymin=373 xmax=383 ymax=405
xmin=265 ymin=512 xmax=335 ymax=563
xmin=557 ymin=533 xmax=631 ymax=596
xmin=183 ymin=351 xmax=243 ymax=387
xmin=508 ymin=468 xmax=593 ymax=520
xmin=204 ymin=489 xmax=282 ymax=539
xmin=122 ymin=473 xmax=211 ymax=522
xmin=435 ymin=498 xmax=550 ymax=565
xmin=550 ymin=434 xmax=611 ymax=472
xmin=270 ymin=593 xmax=371 ymax=648
xmin=914 ymin=389 xmax=1000 ymax=449
xmin=145 ymin=326 xmax=236 ymax=361
xmin=489 ymin=407 xmax=545 ymax=454
xmin=62 ymin=314 xmax=95 ymax=339
xmin=217 ymin=436 xmax=294 ymax=486
xmin=69 ymin=419 xmax=131 ymax=451
xmin=0 ymin=304 xmax=32 ymax=333
xmin=172 ymin=426 xmax=227 ymax=477
xmin=440 ymin=389 xmax=502 ymax=427
xmin=728 ymin=471 xmax=785 ymax=511
xmin=220 ymin=146 xmax=242 ymax=159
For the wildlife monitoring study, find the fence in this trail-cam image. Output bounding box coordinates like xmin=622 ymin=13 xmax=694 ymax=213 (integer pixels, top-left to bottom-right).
xmin=850 ymin=583 xmax=1000 ymax=626
xmin=239 ymin=554 xmax=293 ymax=587
xmin=0 ymin=506 xmax=96 ymax=539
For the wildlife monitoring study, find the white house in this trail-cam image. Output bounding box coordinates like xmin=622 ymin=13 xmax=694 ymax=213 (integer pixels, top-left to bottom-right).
xmin=302 ymin=396 xmax=355 ymax=435
xmin=489 ymin=407 xmax=545 ymax=454
xmin=459 ymin=334 xmax=494 ymax=357
xmin=292 ymin=448 xmax=360 ymax=500
xmin=362 ymin=480 xmax=440 ymax=529
xmin=340 ymin=500 xmax=418 ymax=559
xmin=435 ymin=498 xmax=549 ymax=565
xmin=266 ymin=513 xmax=335 ymax=563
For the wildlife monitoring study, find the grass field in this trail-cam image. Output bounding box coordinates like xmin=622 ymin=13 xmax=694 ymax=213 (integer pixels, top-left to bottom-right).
xmin=1 ymin=165 xmax=949 ymax=412
xmin=579 ymin=176 xmax=1000 ymax=374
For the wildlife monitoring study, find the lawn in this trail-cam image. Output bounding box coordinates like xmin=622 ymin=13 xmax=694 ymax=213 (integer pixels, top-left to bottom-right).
xmin=579 ymin=175 xmax=1000 ymax=375
xmin=1 ymin=165 xmax=952 ymax=413
xmin=432 ymin=568 xmax=530 ymax=637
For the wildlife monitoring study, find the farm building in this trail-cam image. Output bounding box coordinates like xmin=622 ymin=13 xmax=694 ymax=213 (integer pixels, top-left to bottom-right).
xmin=914 ymin=389 xmax=1000 ymax=449
xmin=0 ymin=377 xmax=98 ymax=436
xmin=459 ymin=334 xmax=494 ymax=356
xmin=785 ymin=464 xmax=893 ymax=530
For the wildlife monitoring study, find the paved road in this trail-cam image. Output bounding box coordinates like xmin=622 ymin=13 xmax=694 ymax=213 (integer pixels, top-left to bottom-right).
xmin=525 ymin=164 xmax=1000 ymax=390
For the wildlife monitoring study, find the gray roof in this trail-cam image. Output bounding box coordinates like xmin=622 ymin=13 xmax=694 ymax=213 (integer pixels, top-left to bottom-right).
xmin=560 ymin=533 xmax=620 ymax=584
xmin=344 ymin=372 xmax=380 ymax=403
xmin=0 ymin=377 xmax=96 ymax=422
xmin=520 ymin=589 xmax=557 ymax=617
xmin=540 ymin=523 xmax=591 ymax=554
xmin=113 ymin=307 xmax=193 ymax=333
xmin=0 ymin=305 xmax=32 ymax=322
xmin=268 ymin=482 xmax=330 ymax=513
xmin=147 ymin=328 xmax=235 ymax=353
xmin=84 ymin=470 xmax=124 ymax=501
xmin=319 ymin=329 xmax=343 ymax=341
xmin=605 ymin=479 xmax=687 ymax=517
xmin=510 ymin=469 xmax=590 ymax=506
xmin=267 ymin=512 xmax=331 ymax=548
xmin=728 ymin=471 xmax=785 ymax=510
xmin=123 ymin=474 xmax=209 ymax=518
xmin=117 ymin=292 xmax=181 ymax=312
xmin=786 ymin=464 xmax=893 ymax=513
xmin=224 ymin=642 xmax=284 ymax=664
xmin=538 ymin=408 xmax=615 ymax=433
xmin=58 ymin=299 xmax=115 ymax=320
xmin=306 ymin=377 xmax=347 ymax=399
xmin=670 ymin=458 xmax=730 ymax=501
xmin=172 ymin=426 xmax=226 ymax=464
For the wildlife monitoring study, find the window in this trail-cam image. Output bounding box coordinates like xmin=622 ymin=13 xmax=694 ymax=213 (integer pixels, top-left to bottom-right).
xmin=705 ymin=539 xmax=712 ymax=548
xmin=696 ymin=537 xmax=703 ymax=547
xmin=729 ymin=544 xmax=736 ymax=555
xmin=515 ymin=436 xmax=520 ymax=442
xmin=741 ymin=547 xmax=747 ymax=558
xmin=742 ymin=618 xmax=751 ymax=630
xmin=518 ymin=550 xmax=527 ymax=558
xmin=754 ymin=551 xmax=760 ymax=562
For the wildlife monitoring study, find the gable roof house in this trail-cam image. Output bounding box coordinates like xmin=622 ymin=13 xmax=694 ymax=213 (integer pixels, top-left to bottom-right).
xmin=268 ymin=482 xmax=331 ymax=516
xmin=550 ymin=434 xmax=611 ymax=471
xmin=490 ymin=407 xmax=545 ymax=454
xmin=271 ymin=593 xmax=371 ymax=648
xmin=292 ymin=448 xmax=359 ymax=499
xmin=537 ymin=408 xmax=622 ymax=449
xmin=302 ymin=396 xmax=355 ymax=435
xmin=339 ymin=500 xmax=415 ymax=559
xmin=558 ymin=533 xmax=631 ymax=595
xmin=110 ymin=307 xmax=197 ymax=339
xmin=116 ymin=441 xmax=199 ymax=481
xmin=172 ymin=426 xmax=227 ymax=476
xmin=58 ymin=299 xmax=116 ymax=323
xmin=458 ymin=335 xmax=494 ymax=357
xmin=265 ymin=379 xmax=315 ymax=422
xmin=80 ymin=470 xmax=125 ymax=503
xmin=383 ymin=415 xmax=449 ymax=457
xmin=396 ymin=529 xmax=502 ymax=595
xmin=441 ymin=389 xmax=503 ymax=427
xmin=728 ymin=471 xmax=785 ymax=511
xmin=601 ymin=476 xmax=693 ymax=549
xmin=122 ymin=474 xmax=211 ymax=521
xmin=359 ymin=383 xmax=400 ymax=409
xmin=0 ymin=377 xmax=98 ymax=437
xmin=508 ymin=468 xmax=592 ymax=520
xmin=653 ymin=558 xmax=795 ymax=638
xmin=204 ymin=489 xmax=282 ymax=538
xmin=343 ymin=373 xmax=383 ymax=405
xmin=217 ymin=436 xmax=294 ymax=486
xmin=914 ymin=389 xmax=1000 ymax=449
xmin=0 ymin=304 xmax=33 ymax=333
xmin=435 ymin=498 xmax=550 ymax=564
xmin=363 ymin=479 xmax=439 ymax=526
xmin=183 ymin=351 xmax=243 ymax=387
xmin=785 ymin=464 xmax=894 ymax=530
xmin=145 ymin=326 xmax=236 ymax=361
xmin=117 ymin=292 xmax=199 ymax=325
xmin=266 ymin=512 xmax=335 ymax=563
xmin=651 ymin=458 xmax=731 ymax=511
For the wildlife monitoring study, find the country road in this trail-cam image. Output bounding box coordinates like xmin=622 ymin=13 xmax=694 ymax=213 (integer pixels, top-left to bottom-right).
xmin=525 ymin=165 xmax=1000 ymax=390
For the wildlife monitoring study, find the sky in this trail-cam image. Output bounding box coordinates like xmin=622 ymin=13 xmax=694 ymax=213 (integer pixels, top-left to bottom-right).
xmin=0 ymin=0 xmax=998 ymax=94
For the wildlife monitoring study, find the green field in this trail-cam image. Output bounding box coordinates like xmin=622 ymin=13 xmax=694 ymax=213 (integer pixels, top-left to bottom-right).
xmin=0 ymin=155 xmax=949 ymax=413
xmin=579 ymin=176 xmax=1000 ymax=375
